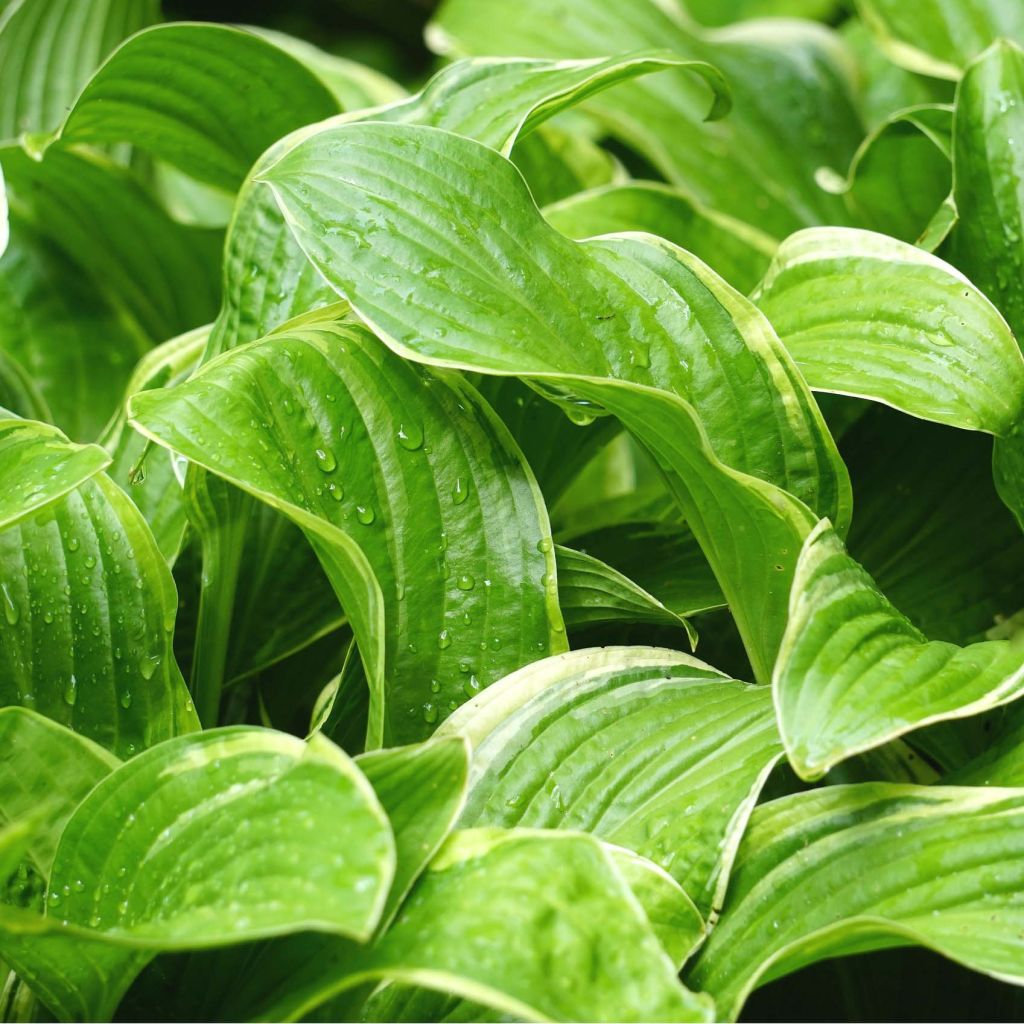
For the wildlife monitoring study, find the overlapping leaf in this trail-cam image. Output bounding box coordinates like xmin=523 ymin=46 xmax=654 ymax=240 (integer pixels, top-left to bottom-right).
xmin=259 ymin=120 xmax=849 ymax=683
xmin=130 ymin=319 xmax=565 ymax=745
xmin=775 ymin=521 xmax=1024 ymax=778
xmin=429 ymin=0 xmax=863 ymax=236
xmin=437 ymin=647 xmax=781 ymax=915
xmin=0 ymin=417 xmax=197 ymax=757
xmin=690 ymin=783 xmax=1024 ymax=1019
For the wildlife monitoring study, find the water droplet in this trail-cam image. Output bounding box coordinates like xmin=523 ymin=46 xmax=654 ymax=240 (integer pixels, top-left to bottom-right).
xmin=397 ymin=421 xmax=424 ymax=450
xmin=84 ymin=555 xmax=96 ymax=569
xmin=537 ymin=538 xmax=552 ymax=554
xmin=47 ymin=891 xmax=61 ymax=907
xmin=314 ymin=447 xmax=337 ymax=472
xmin=463 ymin=675 xmax=482 ymax=698
xmin=456 ymin=573 xmax=475 ymax=591
xmin=356 ymin=505 xmax=375 ymax=525
xmin=422 ymin=702 xmax=438 ymax=724
xmin=327 ymin=482 xmax=344 ymax=501
xmin=451 ymin=477 xmax=469 ymax=504
xmin=119 ymin=690 xmax=133 ymax=709
xmin=67 ymin=537 xmax=80 ymax=552
xmin=42 ymin=609 xmax=54 ymax=624
xmin=429 ymin=679 xmax=441 ymax=693
xmin=63 ymin=674 xmax=78 ymax=706
xmin=437 ymin=628 xmax=452 ymax=649
xmin=139 ymin=654 xmax=161 ymax=680
xmin=72 ymin=879 xmax=85 ymax=893
xmin=1 ymin=583 xmax=19 ymax=625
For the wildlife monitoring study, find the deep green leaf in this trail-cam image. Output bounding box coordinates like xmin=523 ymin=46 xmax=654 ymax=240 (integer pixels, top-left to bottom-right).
xmin=0 ymin=0 xmax=159 ymax=138
xmin=53 ymin=23 xmax=341 ymax=192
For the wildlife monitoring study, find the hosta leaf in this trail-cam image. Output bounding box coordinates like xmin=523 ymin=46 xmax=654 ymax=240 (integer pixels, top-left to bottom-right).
xmin=361 ymin=844 xmax=706 ymax=1023
xmin=775 ymin=520 xmax=1024 ymax=779
xmin=543 ymin=181 xmax=776 ymax=293
xmin=52 ymin=23 xmax=340 ymax=192
xmin=823 ymin=105 xmax=953 ymax=242
xmin=856 ymin=0 xmax=1024 ymax=79
xmin=682 ymin=0 xmax=840 ymax=26
xmin=259 ymin=120 xmax=850 ymax=682
xmin=213 ymin=51 xmax=725 ymax=360
xmin=430 ymin=0 xmax=863 ymax=236
xmin=0 ymin=728 xmax=395 ymax=1021
xmin=249 ymin=27 xmax=405 ymax=111
xmin=948 ymin=40 xmax=1024 ymax=343
xmin=512 ymin=123 xmax=623 ymax=208
xmin=0 ymin=417 xmax=109 ymax=529
xmin=249 ymin=829 xmax=714 ymax=1023
xmin=2 ymin=146 xmax=221 ymax=346
xmin=0 ymin=707 xmax=117 ymax=876
xmin=841 ymin=18 xmax=954 ymax=128
xmin=99 ymin=325 xmax=207 ymax=563
xmin=0 ymin=0 xmax=158 ymax=138
xmin=161 ymin=734 xmax=472 ymax=1024
xmin=554 ymin=544 xmax=695 ymax=640
xmin=130 ymin=319 xmax=564 ymax=745
xmin=753 ymin=226 xmax=1024 ymax=435
xmin=689 ymin=784 xmax=1024 ymax=1019
xmin=0 ymin=419 xmax=197 ymax=757
xmin=437 ymin=647 xmax=781 ymax=915
xmin=0 ymin=220 xmax=146 ymax=442
xmin=843 ymin=409 xmax=1024 ymax=645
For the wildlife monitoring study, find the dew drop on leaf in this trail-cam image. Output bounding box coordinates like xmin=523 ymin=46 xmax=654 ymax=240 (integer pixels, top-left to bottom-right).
xmin=437 ymin=628 xmax=452 ymax=649
xmin=456 ymin=573 xmax=475 ymax=591
xmin=62 ymin=674 xmax=78 ymax=706
xmin=451 ymin=476 xmax=469 ymax=504
xmin=139 ymin=654 xmax=162 ymax=680
xmin=314 ymin=447 xmax=337 ymax=472
xmin=397 ymin=421 xmax=424 ymax=450
xmin=356 ymin=505 xmax=375 ymax=525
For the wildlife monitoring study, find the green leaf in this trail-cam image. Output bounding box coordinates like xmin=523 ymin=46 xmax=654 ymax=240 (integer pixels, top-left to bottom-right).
xmin=948 ymin=41 xmax=1024 ymax=343
xmin=821 ymin=105 xmax=953 ymax=242
xmin=0 ymin=416 xmax=109 ymax=530
xmin=775 ymin=520 xmax=1024 ymax=779
xmin=2 ymin=146 xmax=222 ymax=346
xmin=52 ymin=23 xmax=341 ymax=192
xmin=248 ymin=27 xmax=405 ymax=111
xmin=0 ymin=0 xmax=159 ymax=138
xmin=554 ymin=544 xmax=696 ymax=641
xmin=843 ymin=408 xmax=1024 ymax=645
xmin=753 ymin=226 xmax=1024 ymax=435
xmin=160 ymin=734 xmax=472 ymax=1024
xmin=512 ymin=123 xmax=622 ymax=208
xmin=543 ymin=181 xmax=776 ymax=294
xmin=0 ymin=707 xmax=118 ymax=876
xmin=438 ymin=647 xmax=781 ymax=915
xmin=689 ymin=783 xmax=1024 ymax=1019
xmin=0 ymin=220 xmax=146 ymax=442
xmin=130 ymin=319 xmax=565 ymax=745
xmin=0 ymin=419 xmax=198 ymax=757
xmin=259 ymin=120 xmax=850 ymax=683
xmin=855 ymin=0 xmax=1024 ymax=79
xmin=258 ymin=828 xmax=715 ymax=1023
xmin=0 ymin=727 xmax=395 ymax=1021
xmin=429 ymin=0 xmax=863 ymax=236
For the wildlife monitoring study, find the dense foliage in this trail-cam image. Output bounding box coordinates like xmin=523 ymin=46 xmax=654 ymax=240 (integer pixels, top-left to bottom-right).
xmin=2 ymin=0 xmax=1024 ymax=1020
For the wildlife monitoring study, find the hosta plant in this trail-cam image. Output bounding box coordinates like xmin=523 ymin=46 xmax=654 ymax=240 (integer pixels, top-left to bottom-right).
xmin=3 ymin=0 xmax=1024 ymax=1020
